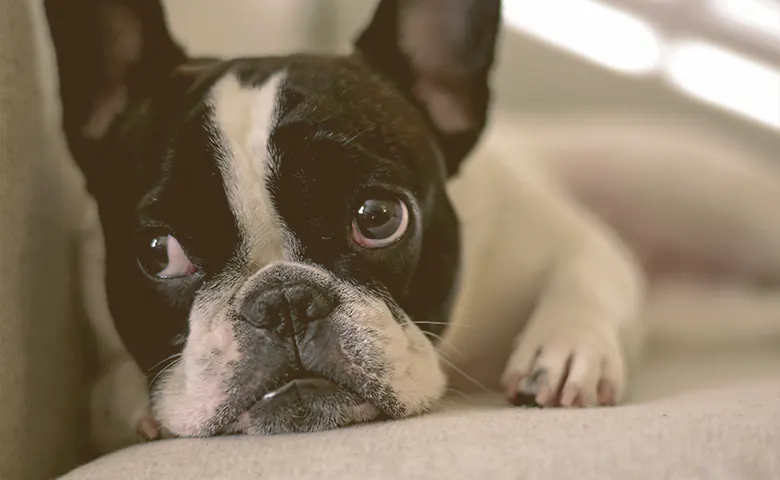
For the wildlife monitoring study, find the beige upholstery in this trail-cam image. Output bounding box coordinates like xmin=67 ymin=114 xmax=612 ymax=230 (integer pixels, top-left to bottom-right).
xmin=60 ymin=380 xmax=780 ymax=480
xmin=0 ymin=1 xmax=91 ymax=479
xmin=1 ymin=1 xmax=779 ymax=479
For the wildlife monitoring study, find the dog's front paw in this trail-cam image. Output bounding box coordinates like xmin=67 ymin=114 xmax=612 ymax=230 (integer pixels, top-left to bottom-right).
xmin=90 ymin=357 xmax=160 ymax=454
xmin=135 ymin=410 xmax=162 ymax=442
xmin=500 ymin=321 xmax=626 ymax=408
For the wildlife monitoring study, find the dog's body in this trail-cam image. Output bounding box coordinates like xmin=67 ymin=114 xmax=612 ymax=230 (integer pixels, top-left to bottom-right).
xmin=46 ymin=0 xmax=780 ymax=455
xmin=443 ymin=115 xmax=780 ymax=396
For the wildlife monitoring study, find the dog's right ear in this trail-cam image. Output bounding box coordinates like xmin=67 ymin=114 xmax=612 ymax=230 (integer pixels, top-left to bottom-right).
xmin=355 ymin=0 xmax=502 ymax=177
xmin=45 ymin=0 xmax=186 ymax=174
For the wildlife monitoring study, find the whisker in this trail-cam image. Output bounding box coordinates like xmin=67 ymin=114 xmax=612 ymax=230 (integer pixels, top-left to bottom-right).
xmin=436 ymin=354 xmax=492 ymax=394
xmin=150 ymin=357 xmax=181 ymax=387
xmin=414 ymin=321 xmax=474 ymax=330
xmin=422 ymin=331 xmax=465 ymax=361
xmin=422 ymin=331 xmax=446 ymax=348
xmin=435 ymin=349 xmax=460 ymax=365
xmin=445 ymin=387 xmax=474 ymax=401
xmin=145 ymin=353 xmax=183 ymax=376
xmin=411 ymin=320 xmax=469 ymax=363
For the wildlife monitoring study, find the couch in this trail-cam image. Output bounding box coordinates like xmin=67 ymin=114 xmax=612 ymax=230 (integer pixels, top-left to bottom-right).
xmin=1 ymin=1 xmax=779 ymax=479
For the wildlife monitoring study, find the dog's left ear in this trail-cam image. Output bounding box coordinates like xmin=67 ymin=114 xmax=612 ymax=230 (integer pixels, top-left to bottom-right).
xmin=355 ymin=0 xmax=502 ymax=176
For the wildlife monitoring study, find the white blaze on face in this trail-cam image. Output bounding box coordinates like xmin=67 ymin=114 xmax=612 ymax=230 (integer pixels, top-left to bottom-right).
xmin=209 ymin=71 xmax=298 ymax=266
xmin=155 ymin=71 xmax=295 ymax=435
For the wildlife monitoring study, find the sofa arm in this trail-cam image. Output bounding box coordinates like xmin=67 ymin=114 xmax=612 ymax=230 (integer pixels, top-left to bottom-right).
xmin=0 ymin=0 xmax=92 ymax=478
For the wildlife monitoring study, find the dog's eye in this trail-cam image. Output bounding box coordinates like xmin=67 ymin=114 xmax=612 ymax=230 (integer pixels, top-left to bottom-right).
xmin=352 ymin=198 xmax=409 ymax=248
xmin=138 ymin=235 xmax=196 ymax=278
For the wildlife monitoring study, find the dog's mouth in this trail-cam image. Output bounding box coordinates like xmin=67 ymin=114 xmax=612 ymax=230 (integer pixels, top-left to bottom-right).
xmin=212 ymin=370 xmax=384 ymax=436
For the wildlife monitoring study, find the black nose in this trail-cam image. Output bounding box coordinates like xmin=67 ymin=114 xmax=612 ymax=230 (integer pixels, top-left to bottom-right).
xmin=239 ymin=281 xmax=337 ymax=335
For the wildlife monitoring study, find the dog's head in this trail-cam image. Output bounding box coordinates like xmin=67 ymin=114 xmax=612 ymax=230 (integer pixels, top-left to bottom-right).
xmin=46 ymin=0 xmax=500 ymax=436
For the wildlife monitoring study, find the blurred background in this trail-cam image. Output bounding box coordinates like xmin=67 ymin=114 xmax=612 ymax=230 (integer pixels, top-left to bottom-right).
xmin=162 ymin=0 xmax=779 ymax=159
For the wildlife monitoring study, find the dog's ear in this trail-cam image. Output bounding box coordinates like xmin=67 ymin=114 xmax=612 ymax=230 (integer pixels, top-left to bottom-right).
xmin=44 ymin=0 xmax=186 ymax=168
xmin=355 ymin=0 xmax=502 ymax=176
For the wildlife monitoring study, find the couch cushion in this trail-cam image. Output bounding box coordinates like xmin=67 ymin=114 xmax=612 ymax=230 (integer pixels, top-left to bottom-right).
xmin=0 ymin=0 xmax=91 ymax=478
xmin=62 ymin=376 xmax=780 ymax=480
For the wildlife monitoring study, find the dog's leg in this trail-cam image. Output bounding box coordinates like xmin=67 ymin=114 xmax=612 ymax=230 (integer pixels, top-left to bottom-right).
xmin=497 ymin=195 xmax=647 ymax=407
xmin=78 ymin=199 xmax=159 ymax=454
xmin=446 ymin=148 xmax=646 ymax=407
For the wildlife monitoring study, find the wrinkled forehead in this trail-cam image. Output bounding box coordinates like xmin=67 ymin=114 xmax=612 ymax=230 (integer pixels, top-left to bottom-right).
xmin=137 ymin=56 xmax=443 ymax=268
xmin=217 ymin=56 xmax=442 ymax=172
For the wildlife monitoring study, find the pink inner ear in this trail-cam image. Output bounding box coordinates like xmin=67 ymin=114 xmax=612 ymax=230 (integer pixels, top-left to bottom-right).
xmin=170 ymin=60 xmax=222 ymax=92
xmin=81 ymin=85 xmax=128 ymax=140
xmin=413 ymin=77 xmax=473 ymax=134
xmin=173 ymin=61 xmax=216 ymax=77
xmin=80 ymin=2 xmax=143 ymax=140
xmin=398 ymin=0 xmax=475 ymax=134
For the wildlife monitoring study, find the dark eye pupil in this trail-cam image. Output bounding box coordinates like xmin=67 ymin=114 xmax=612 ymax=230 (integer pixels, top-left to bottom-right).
xmin=140 ymin=236 xmax=170 ymax=273
xmin=356 ymin=199 xmax=402 ymax=240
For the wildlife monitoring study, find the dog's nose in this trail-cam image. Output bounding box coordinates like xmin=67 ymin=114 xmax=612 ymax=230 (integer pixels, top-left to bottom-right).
xmin=239 ymin=282 xmax=337 ymax=335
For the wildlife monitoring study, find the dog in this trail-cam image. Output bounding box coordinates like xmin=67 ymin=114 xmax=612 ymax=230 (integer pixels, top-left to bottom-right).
xmin=45 ymin=0 xmax=780 ymax=455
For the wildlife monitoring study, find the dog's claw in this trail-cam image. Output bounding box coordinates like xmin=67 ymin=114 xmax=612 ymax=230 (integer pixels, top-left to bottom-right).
xmin=518 ymin=369 xmax=548 ymax=395
xmin=597 ymin=379 xmax=617 ymax=406
xmin=505 ymin=372 xmax=543 ymax=407
xmin=501 ymin=326 xmax=626 ymax=408
xmin=137 ymin=415 xmax=161 ymax=442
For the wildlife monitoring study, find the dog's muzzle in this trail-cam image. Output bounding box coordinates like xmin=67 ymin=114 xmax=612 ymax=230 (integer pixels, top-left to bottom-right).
xmin=238 ymin=279 xmax=341 ymax=405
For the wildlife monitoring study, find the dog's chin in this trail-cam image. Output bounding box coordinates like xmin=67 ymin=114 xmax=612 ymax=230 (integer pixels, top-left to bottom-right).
xmin=155 ymin=364 xmax=444 ymax=438
xmin=157 ymin=359 xmax=444 ymax=437
xmin=222 ymin=379 xmax=383 ymax=435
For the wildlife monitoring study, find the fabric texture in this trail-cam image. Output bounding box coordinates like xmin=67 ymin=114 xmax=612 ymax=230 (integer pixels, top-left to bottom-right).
xmin=0 ymin=0 xmax=90 ymax=478
xmin=62 ymin=378 xmax=780 ymax=480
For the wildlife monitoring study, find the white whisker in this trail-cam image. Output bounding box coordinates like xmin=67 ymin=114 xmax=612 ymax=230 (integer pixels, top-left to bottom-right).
xmin=445 ymin=387 xmax=475 ymax=401
xmin=145 ymin=353 xmax=183 ymax=376
xmin=436 ymin=353 xmax=492 ymax=394
xmin=413 ymin=321 xmax=467 ymax=327
xmin=150 ymin=357 xmax=182 ymax=387
xmin=422 ymin=331 xmax=466 ymax=361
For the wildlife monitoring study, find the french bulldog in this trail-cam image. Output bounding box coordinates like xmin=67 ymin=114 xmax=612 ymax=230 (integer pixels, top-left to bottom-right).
xmin=46 ymin=0 xmax=501 ymax=452
xmin=45 ymin=0 xmax=780 ymax=455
